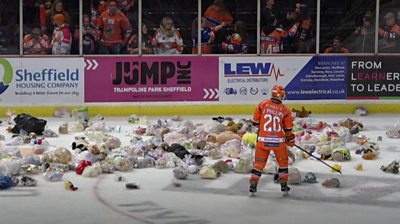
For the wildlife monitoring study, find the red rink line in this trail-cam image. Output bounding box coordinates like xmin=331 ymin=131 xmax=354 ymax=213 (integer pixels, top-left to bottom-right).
xmin=93 ymin=175 xmax=156 ymax=224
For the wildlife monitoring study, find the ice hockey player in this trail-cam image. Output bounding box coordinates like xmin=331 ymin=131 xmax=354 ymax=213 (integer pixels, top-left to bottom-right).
xmin=249 ymin=85 xmax=295 ymax=197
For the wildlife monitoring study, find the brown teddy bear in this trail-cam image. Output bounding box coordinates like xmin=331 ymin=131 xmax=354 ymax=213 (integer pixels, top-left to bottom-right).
xmin=225 ymin=120 xmax=243 ymax=134
xmin=207 ymin=131 xmax=242 ymax=145
xmin=337 ymin=118 xmax=363 ymax=134
xmin=292 ymin=106 xmax=312 ymax=118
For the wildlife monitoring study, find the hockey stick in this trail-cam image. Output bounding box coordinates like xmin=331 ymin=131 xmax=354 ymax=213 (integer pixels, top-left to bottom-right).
xmin=294 ymin=144 xmax=342 ymax=174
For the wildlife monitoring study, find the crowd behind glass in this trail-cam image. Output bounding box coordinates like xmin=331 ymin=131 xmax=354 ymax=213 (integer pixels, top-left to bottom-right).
xmin=0 ymin=0 xmax=399 ymax=55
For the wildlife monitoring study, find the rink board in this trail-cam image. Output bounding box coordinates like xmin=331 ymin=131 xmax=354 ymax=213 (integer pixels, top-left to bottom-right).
xmin=1 ymin=56 xmax=400 ymax=116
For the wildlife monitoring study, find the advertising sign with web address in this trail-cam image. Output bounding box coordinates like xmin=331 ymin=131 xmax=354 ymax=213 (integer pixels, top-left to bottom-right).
xmin=219 ymin=56 xmax=347 ymax=103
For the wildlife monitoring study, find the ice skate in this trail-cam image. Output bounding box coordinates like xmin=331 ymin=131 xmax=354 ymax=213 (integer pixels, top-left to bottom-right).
xmin=249 ymin=181 xmax=258 ymax=197
xmin=281 ymin=182 xmax=290 ymax=197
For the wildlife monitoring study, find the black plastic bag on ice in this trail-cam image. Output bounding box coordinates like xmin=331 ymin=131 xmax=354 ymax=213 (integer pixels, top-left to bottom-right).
xmin=11 ymin=113 xmax=47 ymax=135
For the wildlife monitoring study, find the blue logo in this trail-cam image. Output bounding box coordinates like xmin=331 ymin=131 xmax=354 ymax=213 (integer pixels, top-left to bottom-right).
xmin=224 ymin=62 xmax=284 ymax=81
xmin=224 ymin=88 xmax=237 ymax=95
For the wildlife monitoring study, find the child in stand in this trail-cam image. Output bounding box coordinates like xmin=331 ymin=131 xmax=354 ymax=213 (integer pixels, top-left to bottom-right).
xmin=128 ymin=23 xmax=153 ymax=54
xmin=222 ymin=21 xmax=248 ymax=54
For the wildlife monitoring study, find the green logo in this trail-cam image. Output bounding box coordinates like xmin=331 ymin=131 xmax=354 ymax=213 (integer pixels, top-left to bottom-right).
xmin=0 ymin=58 xmax=13 ymax=94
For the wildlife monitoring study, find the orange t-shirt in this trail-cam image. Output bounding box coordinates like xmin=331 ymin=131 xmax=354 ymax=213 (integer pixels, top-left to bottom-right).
xmin=204 ymin=5 xmax=233 ymax=27
xmin=98 ymin=9 xmax=132 ymax=45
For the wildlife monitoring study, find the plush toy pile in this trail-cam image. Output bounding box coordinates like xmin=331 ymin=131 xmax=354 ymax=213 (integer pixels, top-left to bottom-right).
xmin=0 ymin=109 xmax=395 ymax=192
xmin=292 ymin=116 xmax=380 ymax=163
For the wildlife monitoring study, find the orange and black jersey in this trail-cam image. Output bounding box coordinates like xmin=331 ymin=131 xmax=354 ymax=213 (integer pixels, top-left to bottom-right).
xmin=253 ymin=99 xmax=294 ymax=143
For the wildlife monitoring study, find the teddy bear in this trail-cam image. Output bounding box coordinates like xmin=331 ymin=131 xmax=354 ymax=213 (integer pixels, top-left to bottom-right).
xmin=163 ymin=132 xmax=187 ymax=145
xmin=386 ymin=122 xmax=400 ymax=139
xmin=212 ymin=160 xmax=230 ymax=173
xmin=30 ymin=137 xmax=50 ymax=154
xmin=220 ymin=139 xmax=242 ymax=158
xmin=71 ymin=107 xmax=90 ymax=127
xmin=313 ymin=144 xmax=332 ymax=160
xmin=42 ymin=148 xmax=72 ymax=164
xmin=199 ymin=166 xmax=220 ymax=179
xmin=292 ymin=106 xmax=312 ymax=118
xmin=206 ymin=131 xmax=242 ymax=146
xmin=58 ymin=123 xmax=69 ymax=134
xmin=381 ymin=161 xmax=399 ymax=174
xmin=354 ymin=106 xmax=367 ymax=116
xmin=238 ymin=119 xmax=256 ymax=133
xmin=64 ymin=180 xmax=78 ymax=191
xmin=105 ymin=136 xmax=121 ymax=150
xmin=288 ymin=167 xmax=302 ymax=184
xmin=82 ymin=163 xmax=103 ymax=177
xmin=301 ymin=131 xmax=319 ymax=144
xmin=75 ymin=160 xmax=92 ymax=175
xmin=207 ymin=122 xmax=227 ymax=135
xmin=208 ymin=147 xmax=223 ymax=160
xmin=173 ymin=166 xmax=189 ymax=179
xmin=69 ymin=122 xmax=85 ymax=132
xmin=225 ymin=120 xmax=243 ymax=134
xmin=298 ymin=118 xmax=326 ymax=131
xmin=234 ymin=158 xmax=252 ymax=174
xmin=362 ymin=150 xmax=378 ymax=160
xmin=113 ymin=157 xmax=133 ymax=171
xmin=322 ymin=178 xmax=340 ymax=188
xmin=337 ymin=126 xmax=353 ymax=143
xmin=331 ymin=147 xmax=351 ymax=161
xmin=72 ymin=138 xmax=90 ymax=153
xmin=337 ymin=118 xmax=363 ymax=134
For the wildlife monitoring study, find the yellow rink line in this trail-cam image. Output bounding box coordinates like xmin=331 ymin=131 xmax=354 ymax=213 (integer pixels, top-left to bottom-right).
xmin=1 ymin=104 xmax=400 ymax=117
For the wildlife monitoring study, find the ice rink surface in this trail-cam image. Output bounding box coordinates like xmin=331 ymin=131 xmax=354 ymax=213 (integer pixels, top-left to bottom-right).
xmin=1 ymin=113 xmax=400 ymax=224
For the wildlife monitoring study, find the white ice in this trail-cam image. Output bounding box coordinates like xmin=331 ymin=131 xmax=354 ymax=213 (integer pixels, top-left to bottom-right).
xmin=1 ymin=113 xmax=400 ymax=224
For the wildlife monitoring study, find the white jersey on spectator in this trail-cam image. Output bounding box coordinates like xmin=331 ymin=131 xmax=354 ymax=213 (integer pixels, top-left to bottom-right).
xmin=51 ymin=25 xmax=72 ymax=55
xmin=153 ymin=29 xmax=183 ymax=54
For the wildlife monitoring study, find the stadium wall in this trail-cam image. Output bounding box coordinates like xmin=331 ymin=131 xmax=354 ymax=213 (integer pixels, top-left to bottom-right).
xmin=1 ymin=56 xmax=400 ymax=116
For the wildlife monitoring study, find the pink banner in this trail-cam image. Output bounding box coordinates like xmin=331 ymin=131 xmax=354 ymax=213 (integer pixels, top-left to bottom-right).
xmin=84 ymin=56 xmax=219 ymax=102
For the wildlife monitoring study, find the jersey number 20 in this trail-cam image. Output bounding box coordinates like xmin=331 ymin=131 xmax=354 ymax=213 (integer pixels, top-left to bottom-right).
xmin=263 ymin=114 xmax=282 ymax=132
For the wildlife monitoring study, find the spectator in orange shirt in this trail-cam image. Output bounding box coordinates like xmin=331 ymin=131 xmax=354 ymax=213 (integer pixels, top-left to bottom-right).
xmin=91 ymin=0 xmax=109 ymax=28
xmin=324 ymin=35 xmax=349 ymax=53
xmin=23 ymin=27 xmax=50 ymax=55
xmin=39 ymin=0 xmax=52 ymax=34
xmin=203 ymin=0 xmax=233 ymax=28
xmin=261 ymin=16 xmax=298 ymax=54
xmin=192 ymin=17 xmax=226 ymax=54
xmin=203 ymin=0 xmax=233 ymax=53
xmin=98 ymin=0 xmax=132 ymax=54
